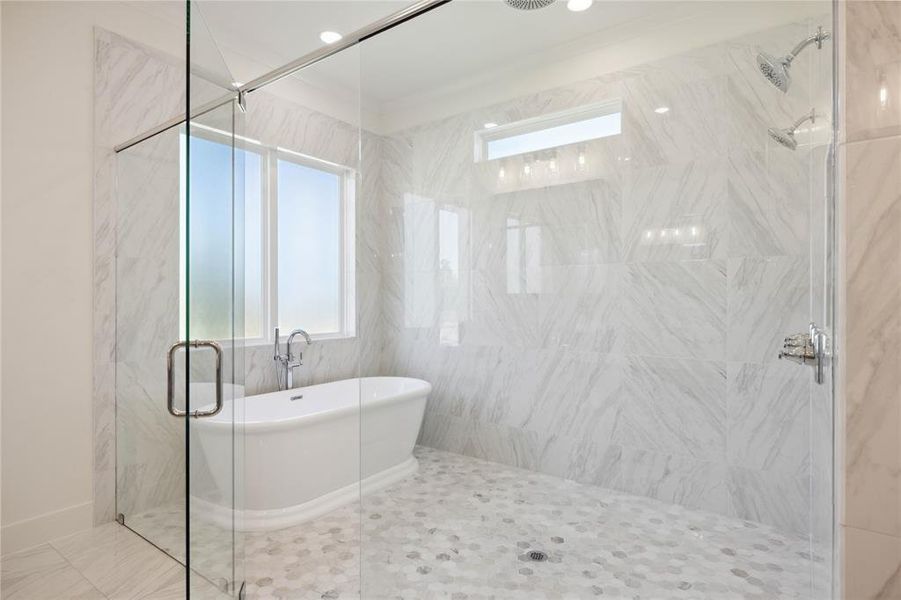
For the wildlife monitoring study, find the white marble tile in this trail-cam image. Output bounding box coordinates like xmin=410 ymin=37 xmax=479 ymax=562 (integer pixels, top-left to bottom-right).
xmin=537 ymin=437 xmax=622 ymax=489
xmin=616 ymin=447 xmax=729 ymax=515
xmin=726 ymin=467 xmax=810 ymax=536
xmin=623 ymin=160 xmax=727 ymax=262
xmin=114 ymin=131 xmax=180 ymax=261
xmin=843 ymin=526 xmax=901 ymax=600
xmin=418 ymin=410 xmax=471 ymax=453
xmin=462 ymin=420 xmax=546 ymax=472
xmin=726 ymin=256 xmax=809 ymax=363
xmin=244 ymin=93 xmax=360 ymax=170
xmin=844 ymin=136 xmax=901 ymax=540
xmin=465 ymin=350 xmax=610 ymax=444
xmin=0 ymin=545 xmax=105 ymax=600
xmin=621 ymin=260 xmax=727 ymax=360
xmin=726 ymin=149 xmax=809 ymax=258
xmin=726 ymin=361 xmax=811 ymax=477
xmin=114 ymin=256 xmax=179 ymax=363
xmin=614 ymin=356 xmax=727 ymax=461
xmin=622 ymin=72 xmax=728 ymax=168
xmin=467 ymin=269 xmax=541 ymax=349
xmin=51 ymin=523 xmax=184 ymax=600
xmin=406 ymin=114 xmax=476 ymax=199
xmin=844 ymin=1 xmax=901 ymax=142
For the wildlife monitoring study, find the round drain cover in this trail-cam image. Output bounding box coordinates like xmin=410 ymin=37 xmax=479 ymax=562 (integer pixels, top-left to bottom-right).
xmin=527 ymin=550 xmax=548 ymax=562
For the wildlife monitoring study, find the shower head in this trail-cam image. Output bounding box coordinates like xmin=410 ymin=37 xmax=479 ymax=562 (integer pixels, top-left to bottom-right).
xmin=756 ymin=52 xmax=791 ymax=93
xmin=756 ymin=26 xmax=831 ymax=93
xmin=504 ymin=0 xmax=557 ymax=9
xmin=768 ymin=125 xmax=799 ymax=150
xmin=768 ymin=109 xmax=816 ymax=151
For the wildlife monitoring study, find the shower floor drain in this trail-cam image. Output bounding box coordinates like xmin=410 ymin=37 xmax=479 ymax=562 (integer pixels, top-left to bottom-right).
xmin=526 ymin=551 xmax=548 ymax=562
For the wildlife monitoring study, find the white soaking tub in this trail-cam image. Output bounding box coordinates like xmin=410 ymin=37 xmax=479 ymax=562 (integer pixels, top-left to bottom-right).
xmin=191 ymin=376 xmax=430 ymax=531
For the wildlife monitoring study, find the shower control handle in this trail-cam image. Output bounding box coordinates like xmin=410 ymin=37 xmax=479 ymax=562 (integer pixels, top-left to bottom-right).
xmin=166 ymin=340 xmax=224 ymax=418
xmin=778 ymin=323 xmax=829 ymax=384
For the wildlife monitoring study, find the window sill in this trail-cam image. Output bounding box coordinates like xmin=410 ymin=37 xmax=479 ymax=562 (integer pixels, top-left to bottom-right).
xmin=242 ymin=335 xmax=357 ymax=350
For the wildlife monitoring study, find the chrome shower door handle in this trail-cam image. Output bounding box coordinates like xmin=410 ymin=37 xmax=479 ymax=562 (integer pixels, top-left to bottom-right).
xmin=810 ymin=323 xmax=829 ymax=385
xmin=166 ymin=340 xmax=224 ymax=418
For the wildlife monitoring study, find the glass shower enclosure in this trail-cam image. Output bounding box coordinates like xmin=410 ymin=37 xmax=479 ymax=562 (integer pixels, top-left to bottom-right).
xmin=115 ymin=2 xmax=246 ymax=596
xmin=112 ymin=0 xmax=837 ymax=597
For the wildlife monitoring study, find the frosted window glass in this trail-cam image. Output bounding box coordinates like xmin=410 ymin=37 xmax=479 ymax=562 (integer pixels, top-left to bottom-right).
xmin=185 ymin=135 xmax=234 ymax=341
xmin=180 ymin=134 xmax=263 ymax=340
xmin=243 ymin=151 xmax=263 ymax=339
xmin=277 ymin=159 xmax=342 ymax=335
xmin=486 ymin=112 xmax=621 ymax=160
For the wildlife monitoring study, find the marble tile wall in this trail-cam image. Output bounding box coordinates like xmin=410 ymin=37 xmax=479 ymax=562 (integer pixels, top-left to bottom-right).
xmin=95 ymin=33 xmax=378 ymax=523
xmin=97 ymin=30 xmax=238 ymax=521
xmin=94 ymin=29 xmax=200 ymax=525
xmin=842 ymin=3 xmax=901 ymax=598
xmin=378 ymin=17 xmax=833 ymax=539
xmin=114 ymin=130 xmax=184 ymax=518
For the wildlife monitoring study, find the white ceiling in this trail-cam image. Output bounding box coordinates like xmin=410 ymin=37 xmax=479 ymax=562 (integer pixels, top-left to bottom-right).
xmin=134 ymin=0 xmax=827 ymax=132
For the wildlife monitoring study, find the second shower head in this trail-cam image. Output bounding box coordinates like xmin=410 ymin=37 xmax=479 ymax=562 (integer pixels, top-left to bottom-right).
xmin=768 ymin=109 xmax=816 ymax=151
xmin=757 ymin=26 xmax=830 ymax=93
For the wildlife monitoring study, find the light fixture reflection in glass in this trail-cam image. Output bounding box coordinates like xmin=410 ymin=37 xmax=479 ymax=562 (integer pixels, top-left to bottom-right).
xmin=879 ymin=71 xmax=889 ymax=110
xmin=641 ymin=224 xmax=705 ymax=247
xmin=655 ymin=106 xmax=670 ymax=114
xmin=484 ymin=122 xmax=499 ymax=129
xmin=578 ymin=151 xmax=587 ymax=167
xmin=498 ymin=166 xmax=506 ymax=180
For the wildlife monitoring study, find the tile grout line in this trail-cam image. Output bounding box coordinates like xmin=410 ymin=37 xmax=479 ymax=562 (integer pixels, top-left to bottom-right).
xmin=47 ymin=543 xmax=111 ymax=600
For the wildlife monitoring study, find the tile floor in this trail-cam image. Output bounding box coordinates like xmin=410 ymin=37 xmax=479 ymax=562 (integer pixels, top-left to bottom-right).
xmin=2 ymin=447 xmax=830 ymax=599
xmin=120 ymin=447 xmax=829 ymax=600
xmin=0 ymin=520 xmax=229 ymax=600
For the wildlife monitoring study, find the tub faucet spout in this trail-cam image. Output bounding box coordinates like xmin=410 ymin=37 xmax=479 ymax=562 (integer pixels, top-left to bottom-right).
xmin=274 ymin=327 xmax=313 ymax=390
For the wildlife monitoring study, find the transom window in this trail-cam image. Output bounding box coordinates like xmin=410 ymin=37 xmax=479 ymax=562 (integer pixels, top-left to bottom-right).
xmin=474 ymin=100 xmax=623 ymax=162
xmin=179 ymin=126 xmax=356 ymax=344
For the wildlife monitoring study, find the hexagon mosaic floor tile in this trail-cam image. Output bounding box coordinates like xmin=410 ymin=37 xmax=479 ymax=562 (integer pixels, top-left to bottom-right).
xmin=127 ymin=447 xmax=829 ymax=599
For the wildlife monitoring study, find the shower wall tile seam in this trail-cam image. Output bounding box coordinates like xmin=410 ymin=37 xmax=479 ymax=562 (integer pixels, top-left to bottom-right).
xmin=843 ymin=132 xmax=901 ymax=146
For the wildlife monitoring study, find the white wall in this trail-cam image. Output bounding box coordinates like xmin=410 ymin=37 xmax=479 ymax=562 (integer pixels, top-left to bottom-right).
xmin=0 ymin=1 xmax=183 ymax=554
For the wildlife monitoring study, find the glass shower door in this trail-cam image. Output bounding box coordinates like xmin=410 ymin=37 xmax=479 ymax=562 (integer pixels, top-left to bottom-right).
xmin=112 ymin=84 xmax=244 ymax=600
xmin=183 ymin=2 xmax=246 ymax=595
xmin=181 ymin=99 xmax=246 ymax=597
xmin=115 ymin=125 xmax=187 ymax=563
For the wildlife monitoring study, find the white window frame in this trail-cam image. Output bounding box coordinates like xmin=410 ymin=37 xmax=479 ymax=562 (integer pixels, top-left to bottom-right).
xmin=271 ymin=147 xmax=356 ymax=342
xmin=473 ymin=99 xmax=623 ymax=162
xmin=183 ymin=123 xmax=356 ymax=346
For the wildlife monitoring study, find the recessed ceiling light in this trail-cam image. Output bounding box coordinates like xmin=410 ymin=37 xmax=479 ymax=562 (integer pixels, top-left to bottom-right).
xmin=654 ymin=106 xmax=670 ymax=114
xmin=484 ymin=122 xmax=499 ymax=129
xmin=567 ymin=0 xmax=593 ymax=12
xmin=320 ymin=31 xmax=342 ymax=44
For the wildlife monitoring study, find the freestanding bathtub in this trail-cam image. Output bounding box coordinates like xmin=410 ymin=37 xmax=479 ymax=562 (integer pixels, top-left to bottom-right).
xmin=191 ymin=377 xmax=431 ymax=531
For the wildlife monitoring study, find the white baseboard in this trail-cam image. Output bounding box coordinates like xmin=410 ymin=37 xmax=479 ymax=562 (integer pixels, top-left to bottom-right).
xmin=1 ymin=501 xmax=94 ymax=555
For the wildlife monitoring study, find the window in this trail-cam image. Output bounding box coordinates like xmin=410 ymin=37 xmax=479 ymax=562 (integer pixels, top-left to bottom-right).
xmin=474 ymin=100 xmax=622 ymax=162
xmin=180 ymin=126 xmax=355 ymax=343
